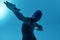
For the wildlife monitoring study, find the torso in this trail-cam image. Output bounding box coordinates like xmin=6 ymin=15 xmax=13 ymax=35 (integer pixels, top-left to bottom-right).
xmin=21 ymin=18 xmax=35 ymax=39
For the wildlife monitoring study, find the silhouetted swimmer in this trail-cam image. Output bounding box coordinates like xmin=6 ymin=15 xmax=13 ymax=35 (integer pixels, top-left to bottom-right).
xmin=4 ymin=1 xmax=43 ymax=40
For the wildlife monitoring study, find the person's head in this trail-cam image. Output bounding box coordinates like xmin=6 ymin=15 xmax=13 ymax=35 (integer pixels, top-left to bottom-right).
xmin=31 ymin=10 xmax=42 ymax=22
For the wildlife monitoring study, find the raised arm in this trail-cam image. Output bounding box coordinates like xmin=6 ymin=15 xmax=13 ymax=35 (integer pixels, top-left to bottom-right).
xmin=4 ymin=1 xmax=27 ymax=22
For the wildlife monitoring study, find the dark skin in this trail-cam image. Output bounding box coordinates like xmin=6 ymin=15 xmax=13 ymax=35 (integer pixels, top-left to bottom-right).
xmin=4 ymin=1 xmax=43 ymax=40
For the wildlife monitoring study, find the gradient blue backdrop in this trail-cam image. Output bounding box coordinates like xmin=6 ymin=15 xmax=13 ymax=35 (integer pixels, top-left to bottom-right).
xmin=0 ymin=0 xmax=60 ymax=40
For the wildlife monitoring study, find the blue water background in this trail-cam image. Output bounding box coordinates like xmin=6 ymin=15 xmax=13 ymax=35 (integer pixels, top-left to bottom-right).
xmin=0 ymin=0 xmax=60 ymax=40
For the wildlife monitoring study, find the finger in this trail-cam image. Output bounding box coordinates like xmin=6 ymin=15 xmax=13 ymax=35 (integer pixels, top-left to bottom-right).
xmin=6 ymin=1 xmax=11 ymax=5
xmin=6 ymin=1 xmax=9 ymax=4
xmin=4 ymin=1 xmax=11 ymax=6
xmin=5 ymin=1 xmax=15 ymax=6
xmin=4 ymin=2 xmax=6 ymax=4
xmin=4 ymin=2 xmax=8 ymax=6
xmin=4 ymin=1 xmax=7 ymax=4
xmin=4 ymin=1 xmax=8 ymax=5
xmin=6 ymin=1 xmax=13 ymax=5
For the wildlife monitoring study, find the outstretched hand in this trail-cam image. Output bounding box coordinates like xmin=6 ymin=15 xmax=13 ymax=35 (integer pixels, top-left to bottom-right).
xmin=4 ymin=1 xmax=20 ymax=11
xmin=36 ymin=25 xmax=43 ymax=31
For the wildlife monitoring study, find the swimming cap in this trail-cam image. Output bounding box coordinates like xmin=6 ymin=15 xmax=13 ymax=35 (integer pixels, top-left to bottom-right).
xmin=32 ymin=10 xmax=42 ymax=19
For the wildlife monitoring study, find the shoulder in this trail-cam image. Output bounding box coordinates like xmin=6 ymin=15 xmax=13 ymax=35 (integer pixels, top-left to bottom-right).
xmin=24 ymin=17 xmax=31 ymax=23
